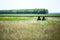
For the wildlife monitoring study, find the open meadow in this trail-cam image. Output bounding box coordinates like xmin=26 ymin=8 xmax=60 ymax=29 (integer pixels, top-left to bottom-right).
xmin=0 ymin=17 xmax=60 ymax=40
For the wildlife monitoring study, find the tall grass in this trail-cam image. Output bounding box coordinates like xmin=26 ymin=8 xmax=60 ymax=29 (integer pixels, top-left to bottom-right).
xmin=0 ymin=20 xmax=60 ymax=40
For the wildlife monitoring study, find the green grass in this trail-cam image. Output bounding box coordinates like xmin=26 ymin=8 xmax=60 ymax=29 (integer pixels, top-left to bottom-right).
xmin=0 ymin=17 xmax=35 ymax=21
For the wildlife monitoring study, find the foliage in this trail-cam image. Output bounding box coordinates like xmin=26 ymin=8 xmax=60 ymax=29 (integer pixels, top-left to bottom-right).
xmin=0 ymin=9 xmax=48 ymax=14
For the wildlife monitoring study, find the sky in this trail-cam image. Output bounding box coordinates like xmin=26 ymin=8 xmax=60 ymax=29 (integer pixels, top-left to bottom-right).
xmin=0 ymin=0 xmax=60 ymax=13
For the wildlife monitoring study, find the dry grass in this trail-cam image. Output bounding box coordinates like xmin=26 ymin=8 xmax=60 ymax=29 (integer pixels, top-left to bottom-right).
xmin=0 ymin=19 xmax=60 ymax=40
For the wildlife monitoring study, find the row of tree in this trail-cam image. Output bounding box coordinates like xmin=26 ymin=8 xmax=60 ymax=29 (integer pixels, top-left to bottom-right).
xmin=0 ymin=9 xmax=48 ymax=14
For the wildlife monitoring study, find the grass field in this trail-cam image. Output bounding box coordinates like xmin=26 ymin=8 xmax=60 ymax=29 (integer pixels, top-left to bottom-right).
xmin=0 ymin=17 xmax=34 ymax=21
xmin=0 ymin=14 xmax=60 ymax=17
xmin=0 ymin=17 xmax=60 ymax=40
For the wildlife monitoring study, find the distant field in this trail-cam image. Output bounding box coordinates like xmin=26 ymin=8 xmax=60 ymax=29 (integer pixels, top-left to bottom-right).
xmin=0 ymin=17 xmax=35 ymax=21
xmin=0 ymin=17 xmax=60 ymax=40
xmin=0 ymin=17 xmax=60 ymax=21
xmin=0 ymin=14 xmax=60 ymax=17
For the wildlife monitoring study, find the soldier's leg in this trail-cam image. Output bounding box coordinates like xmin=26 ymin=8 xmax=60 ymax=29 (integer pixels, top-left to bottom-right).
xmin=42 ymin=16 xmax=46 ymax=20
xmin=37 ymin=16 xmax=41 ymax=20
